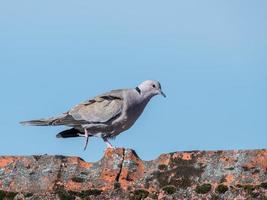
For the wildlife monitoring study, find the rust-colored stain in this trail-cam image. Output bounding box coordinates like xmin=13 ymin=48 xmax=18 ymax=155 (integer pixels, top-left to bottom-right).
xmin=158 ymin=154 xmax=171 ymax=166
xmin=119 ymin=150 xmax=145 ymax=190
xmin=79 ymin=159 xmax=92 ymax=169
xmin=0 ymin=157 xmax=15 ymax=168
xmin=66 ymin=157 xmax=92 ymax=169
xmin=66 ymin=157 xmax=79 ymax=164
xmin=65 ymin=180 xmax=83 ymax=191
xmin=181 ymin=153 xmax=192 ymax=160
xmin=225 ymin=174 xmax=234 ymax=184
xmin=247 ymin=150 xmax=267 ymax=171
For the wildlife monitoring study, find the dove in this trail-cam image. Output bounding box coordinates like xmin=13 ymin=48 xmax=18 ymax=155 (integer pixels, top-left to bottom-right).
xmin=20 ymin=80 xmax=166 ymax=150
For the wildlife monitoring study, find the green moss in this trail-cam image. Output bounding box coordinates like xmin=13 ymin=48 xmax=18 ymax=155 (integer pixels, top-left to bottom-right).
xmin=236 ymin=184 xmax=256 ymax=194
xmin=148 ymin=192 xmax=158 ymax=199
xmin=114 ymin=181 xmax=121 ymax=189
xmin=80 ymin=171 xmax=89 ymax=175
xmin=195 ymin=184 xmax=212 ymax=194
xmin=55 ymin=186 xmax=102 ymax=200
xmin=130 ymin=189 xmax=149 ymax=200
xmin=0 ymin=190 xmax=18 ymax=200
xmin=242 ymin=185 xmax=255 ymax=193
xmin=260 ymin=182 xmax=267 ymax=189
xmin=210 ymin=194 xmax=220 ymax=200
xmin=81 ymin=189 xmax=102 ymax=196
xmin=158 ymin=164 xmax=167 ymax=171
xmin=215 ymin=184 xmax=228 ymax=194
xmin=225 ymin=167 xmax=234 ymax=171
xmin=24 ymin=192 xmax=33 ymax=198
xmin=251 ymin=192 xmax=260 ymax=198
xmin=70 ymin=189 xmax=102 ymax=197
xmin=175 ymin=178 xmax=192 ymax=189
xmin=0 ymin=191 xmax=5 ymax=200
xmin=162 ymin=185 xmax=176 ymax=194
xmin=148 ymin=156 xmax=202 ymax=188
xmin=71 ymin=176 xmax=85 ymax=183
xmin=56 ymin=189 xmax=75 ymax=200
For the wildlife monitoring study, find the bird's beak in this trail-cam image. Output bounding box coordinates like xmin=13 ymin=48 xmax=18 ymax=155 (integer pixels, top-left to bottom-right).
xmin=160 ymin=90 xmax=166 ymax=98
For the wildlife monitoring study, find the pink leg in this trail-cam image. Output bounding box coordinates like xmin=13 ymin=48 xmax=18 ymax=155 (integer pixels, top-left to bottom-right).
xmin=83 ymin=128 xmax=89 ymax=151
xmin=103 ymin=138 xmax=114 ymax=149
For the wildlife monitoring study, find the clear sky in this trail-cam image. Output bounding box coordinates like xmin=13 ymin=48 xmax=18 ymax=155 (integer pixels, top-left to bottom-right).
xmin=0 ymin=1 xmax=266 ymax=161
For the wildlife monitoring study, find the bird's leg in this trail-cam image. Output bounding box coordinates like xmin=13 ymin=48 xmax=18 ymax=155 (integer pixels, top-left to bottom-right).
xmin=83 ymin=128 xmax=89 ymax=151
xmin=103 ymin=138 xmax=114 ymax=149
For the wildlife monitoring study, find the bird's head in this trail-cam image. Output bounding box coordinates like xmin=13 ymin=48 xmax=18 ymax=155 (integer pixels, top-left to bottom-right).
xmin=137 ymin=80 xmax=166 ymax=99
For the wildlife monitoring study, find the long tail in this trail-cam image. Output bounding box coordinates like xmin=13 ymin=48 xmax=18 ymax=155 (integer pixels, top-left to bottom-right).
xmin=20 ymin=114 xmax=68 ymax=126
xmin=20 ymin=112 xmax=82 ymax=127
xmin=20 ymin=118 xmax=55 ymax=126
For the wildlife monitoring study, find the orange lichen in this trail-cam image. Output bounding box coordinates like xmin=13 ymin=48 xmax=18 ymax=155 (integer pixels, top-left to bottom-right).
xmin=119 ymin=156 xmax=145 ymax=189
xmin=65 ymin=180 xmax=83 ymax=191
xmin=79 ymin=160 xmax=92 ymax=169
xmin=225 ymin=175 xmax=234 ymax=185
xmin=181 ymin=153 xmax=192 ymax=160
xmin=66 ymin=157 xmax=80 ymax=165
xmin=0 ymin=157 xmax=15 ymax=168
xmin=158 ymin=155 xmax=171 ymax=166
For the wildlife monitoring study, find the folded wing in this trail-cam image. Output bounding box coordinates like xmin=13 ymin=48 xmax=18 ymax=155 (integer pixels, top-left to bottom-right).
xmin=66 ymin=90 xmax=124 ymax=125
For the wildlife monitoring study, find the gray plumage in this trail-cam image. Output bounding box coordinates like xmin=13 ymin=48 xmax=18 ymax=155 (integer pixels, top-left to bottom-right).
xmin=20 ymin=80 xmax=166 ymax=150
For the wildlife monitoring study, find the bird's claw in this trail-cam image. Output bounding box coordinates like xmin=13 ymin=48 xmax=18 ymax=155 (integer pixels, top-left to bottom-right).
xmin=103 ymin=138 xmax=114 ymax=149
xmin=83 ymin=129 xmax=89 ymax=151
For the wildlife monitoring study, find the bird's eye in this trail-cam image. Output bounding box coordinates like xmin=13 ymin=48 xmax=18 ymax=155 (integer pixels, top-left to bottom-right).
xmin=152 ymin=84 xmax=156 ymax=88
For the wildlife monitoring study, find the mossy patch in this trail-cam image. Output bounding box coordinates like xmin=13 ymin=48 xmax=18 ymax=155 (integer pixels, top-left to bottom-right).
xmin=114 ymin=181 xmax=121 ymax=189
xmin=236 ymin=184 xmax=257 ymax=195
xmin=130 ymin=189 xmax=149 ymax=200
xmin=147 ymin=155 xmax=203 ymax=189
xmin=195 ymin=183 xmax=212 ymax=194
xmin=24 ymin=192 xmax=33 ymax=197
xmin=215 ymin=184 xmax=228 ymax=194
xmin=0 ymin=190 xmax=18 ymax=200
xmin=158 ymin=164 xmax=167 ymax=171
xmin=56 ymin=188 xmax=75 ymax=200
xmin=148 ymin=191 xmax=158 ymax=199
xmin=225 ymin=167 xmax=234 ymax=171
xmin=70 ymin=189 xmax=102 ymax=197
xmin=80 ymin=171 xmax=89 ymax=175
xmin=210 ymin=194 xmax=220 ymax=200
xmin=55 ymin=186 xmax=102 ymax=200
xmin=176 ymin=177 xmax=192 ymax=189
xmin=162 ymin=185 xmax=176 ymax=194
xmin=71 ymin=176 xmax=85 ymax=183
xmin=251 ymin=192 xmax=260 ymax=198
xmin=260 ymin=182 xmax=267 ymax=189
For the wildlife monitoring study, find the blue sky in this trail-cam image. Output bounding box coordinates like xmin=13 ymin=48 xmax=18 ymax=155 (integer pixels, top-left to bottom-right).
xmin=0 ymin=1 xmax=266 ymax=161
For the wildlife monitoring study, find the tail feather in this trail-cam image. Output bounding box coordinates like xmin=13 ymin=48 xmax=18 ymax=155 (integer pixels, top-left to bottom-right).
xmin=20 ymin=113 xmax=83 ymax=127
xmin=56 ymin=128 xmax=82 ymax=138
xmin=20 ymin=118 xmax=55 ymax=126
xmin=20 ymin=114 xmax=69 ymax=126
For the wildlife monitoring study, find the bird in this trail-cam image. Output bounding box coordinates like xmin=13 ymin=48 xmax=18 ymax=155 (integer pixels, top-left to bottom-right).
xmin=20 ymin=80 xmax=166 ymax=150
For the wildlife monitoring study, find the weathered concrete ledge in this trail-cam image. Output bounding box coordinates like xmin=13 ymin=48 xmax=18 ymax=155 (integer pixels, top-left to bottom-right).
xmin=0 ymin=148 xmax=267 ymax=199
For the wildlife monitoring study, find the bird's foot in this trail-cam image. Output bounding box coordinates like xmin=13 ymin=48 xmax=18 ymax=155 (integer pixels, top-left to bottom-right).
xmin=83 ymin=129 xmax=89 ymax=151
xmin=103 ymin=138 xmax=115 ymax=149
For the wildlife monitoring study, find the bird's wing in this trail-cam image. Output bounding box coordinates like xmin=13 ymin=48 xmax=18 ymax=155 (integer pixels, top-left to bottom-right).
xmin=66 ymin=89 xmax=125 ymax=125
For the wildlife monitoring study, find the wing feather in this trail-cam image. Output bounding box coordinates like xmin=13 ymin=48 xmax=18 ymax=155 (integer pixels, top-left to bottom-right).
xmin=67 ymin=90 xmax=124 ymax=124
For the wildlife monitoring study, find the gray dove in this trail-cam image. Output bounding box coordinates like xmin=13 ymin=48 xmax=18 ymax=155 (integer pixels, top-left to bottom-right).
xmin=20 ymin=80 xmax=166 ymax=150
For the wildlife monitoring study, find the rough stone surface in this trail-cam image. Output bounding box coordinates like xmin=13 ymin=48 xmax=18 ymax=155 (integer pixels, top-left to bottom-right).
xmin=0 ymin=148 xmax=267 ymax=199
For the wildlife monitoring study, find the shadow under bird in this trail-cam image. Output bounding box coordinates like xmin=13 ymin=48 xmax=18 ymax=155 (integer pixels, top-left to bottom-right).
xmin=20 ymin=80 xmax=166 ymax=150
